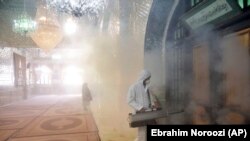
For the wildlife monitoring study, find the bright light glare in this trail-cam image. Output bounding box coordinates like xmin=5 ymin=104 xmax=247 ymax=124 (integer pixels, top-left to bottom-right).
xmin=39 ymin=16 xmax=46 ymax=21
xmin=35 ymin=65 xmax=52 ymax=84
xmin=64 ymin=18 xmax=77 ymax=35
xmin=63 ymin=66 xmax=83 ymax=85
xmin=52 ymin=54 xmax=62 ymax=60
xmin=35 ymin=65 xmax=51 ymax=73
xmin=69 ymin=0 xmax=79 ymax=6
xmin=69 ymin=0 xmax=78 ymax=6
xmin=66 ymin=50 xmax=76 ymax=59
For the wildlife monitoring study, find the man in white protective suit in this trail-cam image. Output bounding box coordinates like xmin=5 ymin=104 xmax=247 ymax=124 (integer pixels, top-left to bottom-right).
xmin=127 ymin=69 xmax=160 ymax=141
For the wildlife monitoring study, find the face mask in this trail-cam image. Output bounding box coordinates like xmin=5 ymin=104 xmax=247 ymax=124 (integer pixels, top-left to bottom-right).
xmin=145 ymin=80 xmax=150 ymax=85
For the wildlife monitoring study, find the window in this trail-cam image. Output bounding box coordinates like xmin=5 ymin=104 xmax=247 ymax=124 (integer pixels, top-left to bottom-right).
xmin=173 ymin=22 xmax=186 ymax=42
xmin=191 ymin=0 xmax=195 ymax=7
xmin=0 ymin=65 xmax=14 ymax=86
xmin=0 ymin=48 xmax=14 ymax=86
xmin=238 ymin=0 xmax=244 ymax=8
xmin=237 ymin=0 xmax=250 ymax=9
xmin=191 ymin=0 xmax=203 ymax=7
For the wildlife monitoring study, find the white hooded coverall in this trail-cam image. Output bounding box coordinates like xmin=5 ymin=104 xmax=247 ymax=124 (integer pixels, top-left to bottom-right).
xmin=127 ymin=70 xmax=156 ymax=141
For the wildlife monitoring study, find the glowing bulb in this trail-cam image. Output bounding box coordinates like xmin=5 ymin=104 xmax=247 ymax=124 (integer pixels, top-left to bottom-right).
xmin=52 ymin=54 xmax=62 ymax=60
xmin=39 ymin=16 xmax=46 ymax=21
xmin=64 ymin=18 xmax=77 ymax=35
xmin=69 ymin=0 xmax=78 ymax=6
xmin=62 ymin=66 xmax=83 ymax=85
xmin=35 ymin=65 xmax=51 ymax=73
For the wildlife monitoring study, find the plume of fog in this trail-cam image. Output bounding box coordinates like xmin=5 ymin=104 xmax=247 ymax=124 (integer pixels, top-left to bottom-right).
xmin=144 ymin=49 xmax=164 ymax=87
xmin=183 ymin=26 xmax=250 ymax=124
xmin=87 ymin=35 xmax=142 ymax=140
xmin=180 ymin=26 xmax=218 ymax=124
xmin=217 ymin=34 xmax=250 ymax=123
xmin=61 ymin=23 xmax=142 ymax=140
xmin=143 ymin=24 xmax=250 ymax=124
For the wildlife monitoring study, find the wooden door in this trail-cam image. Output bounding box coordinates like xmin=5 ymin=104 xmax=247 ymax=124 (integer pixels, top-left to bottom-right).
xmin=222 ymin=29 xmax=250 ymax=109
xmin=193 ymin=44 xmax=210 ymax=106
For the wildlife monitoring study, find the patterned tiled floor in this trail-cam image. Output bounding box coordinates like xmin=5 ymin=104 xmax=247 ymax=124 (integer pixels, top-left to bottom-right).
xmin=0 ymin=95 xmax=100 ymax=141
xmin=0 ymin=130 xmax=16 ymax=141
xmin=0 ymin=117 xmax=34 ymax=129
xmin=9 ymin=133 xmax=100 ymax=141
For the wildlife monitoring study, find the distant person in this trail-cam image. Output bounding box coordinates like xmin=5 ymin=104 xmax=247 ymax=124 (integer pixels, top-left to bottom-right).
xmin=82 ymin=83 xmax=92 ymax=111
xmin=127 ymin=70 xmax=161 ymax=141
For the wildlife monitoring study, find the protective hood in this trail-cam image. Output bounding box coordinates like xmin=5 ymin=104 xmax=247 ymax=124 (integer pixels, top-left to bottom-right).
xmin=137 ymin=70 xmax=151 ymax=82
xmin=127 ymin=69 xmax=152 ymax=111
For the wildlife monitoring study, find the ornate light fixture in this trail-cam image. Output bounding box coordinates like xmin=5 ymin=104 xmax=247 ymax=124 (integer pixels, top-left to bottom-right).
xmin=12 ymin=0 xmax=36 ymax=36
xmin=30 ymin=5 xmax=63 ymax=52
xmin=12 ymin=13 xmax=36 ymax=36
xmin=46 ymin=0 xmax=106 ymax=18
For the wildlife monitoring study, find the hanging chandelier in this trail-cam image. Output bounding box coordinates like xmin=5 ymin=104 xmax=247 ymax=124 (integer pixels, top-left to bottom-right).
xmin=12 ymin=0 xmax=36 ymax=36
xmin=12 ymin=12 xmax=36 ymax=36
xmin=46 ymin=0 xmax=106 ymax=18
xmin=30 ymin=5 xmax=63 ymax=52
